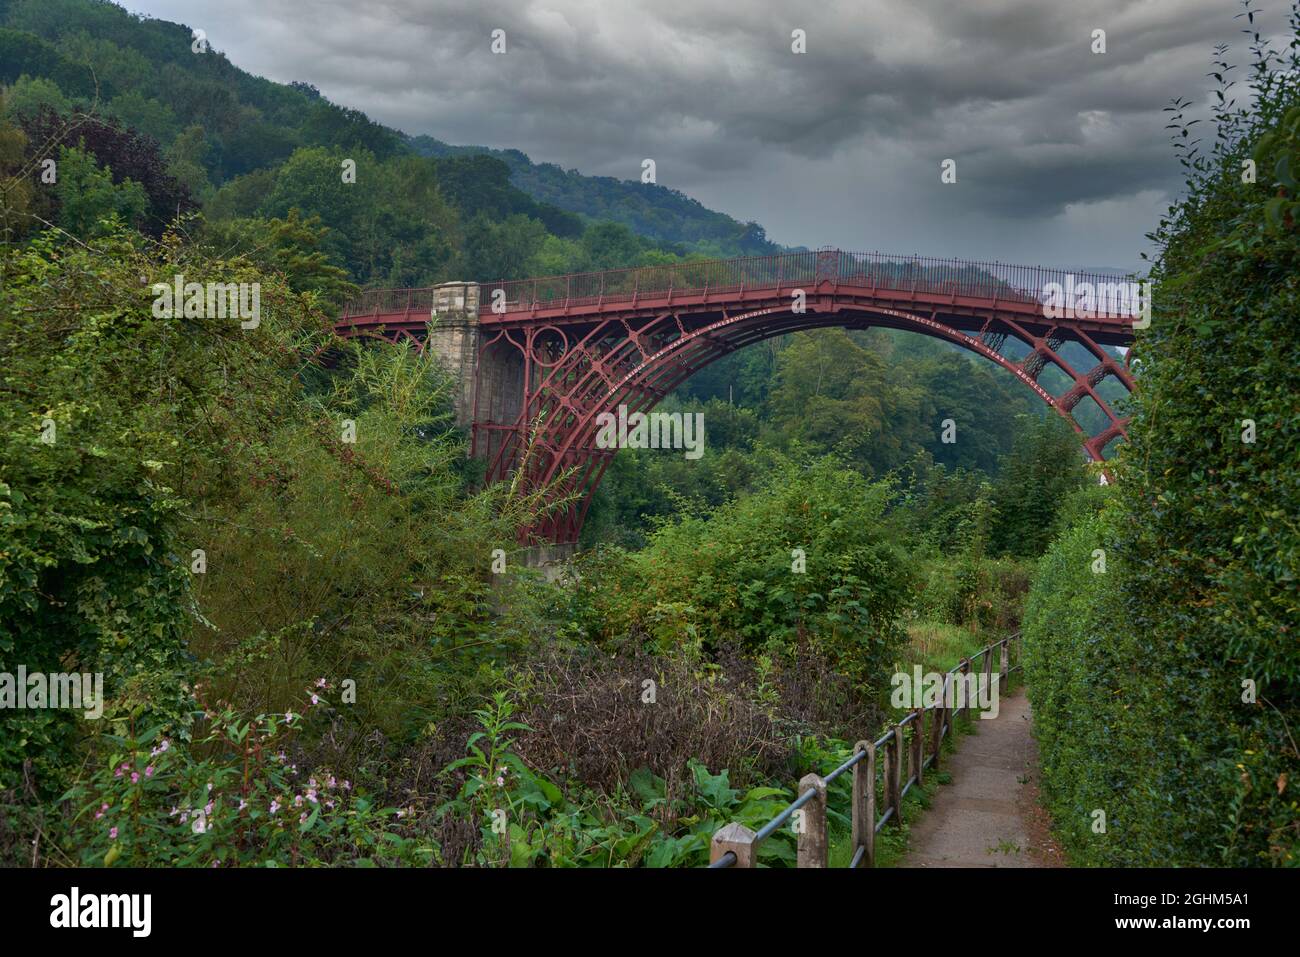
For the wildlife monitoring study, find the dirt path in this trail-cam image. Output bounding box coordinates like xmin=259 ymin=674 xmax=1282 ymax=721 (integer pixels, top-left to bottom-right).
xmin=901 ymin=687 xmax=1065 ymax=868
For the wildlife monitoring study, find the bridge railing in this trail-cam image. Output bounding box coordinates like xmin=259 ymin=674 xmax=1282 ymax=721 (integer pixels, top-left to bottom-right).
xmin=478 ymin=251 xmax=1142 ymax=319
xmin=339 ymin=252 xmax=1145 ymax=323
xmin=339 ymin=286 xmax=439 ymax=319
xmin=338 ymin=252 xmax=1144 ymax=323
xmin=708 ymin=631 xmax=1022 ymax=869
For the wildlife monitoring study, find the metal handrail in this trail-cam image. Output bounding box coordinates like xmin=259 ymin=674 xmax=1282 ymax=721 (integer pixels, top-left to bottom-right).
xmin=340 ymin=250 xmax=1144 ymax=321
xmin=709 ymin=630 xmax=1022 ymax=868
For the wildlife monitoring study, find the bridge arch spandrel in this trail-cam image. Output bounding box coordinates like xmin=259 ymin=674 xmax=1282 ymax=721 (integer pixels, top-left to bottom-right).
xmin=511 ymin=302 xmax=1132 ymax=544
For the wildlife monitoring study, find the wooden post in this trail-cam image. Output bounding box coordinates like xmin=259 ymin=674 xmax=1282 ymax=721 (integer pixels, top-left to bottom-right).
xmin=710 ymin=822 xmax=757 ymax=867
xmin=796 ymin=774 xmax=828 ymax=868
xmin=982 ymin=647 xmax=994 ymax=718
xmin=931 ymin=675 xmax=947 ymax=770
xmin=851 ymin=741 xmax=876 ymax=868
xmin=911 ymin=709 xmax=924 ymax=787
xmin=960 ymin=657 xmax=972 ymax=724
xmin=1000 ymin=638 xmax=1010 ymax=691
xmin=886 ymin=727 xmax=904 ymax=826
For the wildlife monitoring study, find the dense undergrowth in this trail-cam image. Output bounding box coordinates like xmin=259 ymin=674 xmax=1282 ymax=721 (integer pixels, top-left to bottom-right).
xmin=0 ymin=218 xmax=1054 ymax=866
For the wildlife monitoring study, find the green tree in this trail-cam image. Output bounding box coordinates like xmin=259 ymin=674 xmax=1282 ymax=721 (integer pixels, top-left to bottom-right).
xmin=165 ymin=124 xmax=211 ymax=198
xmin=50 ymin=144 xmax=148 ymax=236
xmin=3 ymin=74 xmax=70 ymax=122
xmin=988 ymin=413 xmax=1087 ymax=558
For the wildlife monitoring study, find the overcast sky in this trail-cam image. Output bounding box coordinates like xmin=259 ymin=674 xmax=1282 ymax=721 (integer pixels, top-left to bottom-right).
xmin=122 ymin=0 xmax=1270 ymax=271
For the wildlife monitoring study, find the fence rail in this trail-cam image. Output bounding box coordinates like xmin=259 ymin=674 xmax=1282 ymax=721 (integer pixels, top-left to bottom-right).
xmin=708 ymin=631 xmax=1022 ymax=869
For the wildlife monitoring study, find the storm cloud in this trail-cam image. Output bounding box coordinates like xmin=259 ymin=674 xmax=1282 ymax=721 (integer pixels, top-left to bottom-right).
xmin=124 ymin=0 xmax=1279 ymax=269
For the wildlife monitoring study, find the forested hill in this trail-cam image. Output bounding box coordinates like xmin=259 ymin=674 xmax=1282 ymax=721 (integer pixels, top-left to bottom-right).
xmin=0 ymin=0 xmax=777 ymax=293
xmin=406 ymin=134 xmax=780 ymax=254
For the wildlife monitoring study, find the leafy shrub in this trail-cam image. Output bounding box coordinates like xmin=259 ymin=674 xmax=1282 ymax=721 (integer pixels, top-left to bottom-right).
xmin=59 ymin=681 xmax=422 ymax=867
xmin=580 ymin=456 xmax=915 ymax=687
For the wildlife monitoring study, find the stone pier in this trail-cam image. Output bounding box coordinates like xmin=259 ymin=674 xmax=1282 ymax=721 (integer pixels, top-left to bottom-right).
xmin=423 ymin=281 xmax=523 ymax=434
xmin=423 ymin=282 xmax=560 ymax=569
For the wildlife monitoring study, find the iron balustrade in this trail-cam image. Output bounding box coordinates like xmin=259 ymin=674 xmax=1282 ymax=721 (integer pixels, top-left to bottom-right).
xmin=340 ymin=251 xmax=1144 ymax=322
xmin=708 ymin=631 xmax=1022 ymax=869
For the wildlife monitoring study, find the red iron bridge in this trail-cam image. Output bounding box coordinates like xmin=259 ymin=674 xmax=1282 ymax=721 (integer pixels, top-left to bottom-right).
xmin=337 ymin=249 xmax=1140 ymax=544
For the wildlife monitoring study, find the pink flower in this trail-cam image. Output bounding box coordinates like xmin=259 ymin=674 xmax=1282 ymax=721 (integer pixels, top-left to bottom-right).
xmin=310 ymin=694 xmax=319 ymax=705
xmin=306 ymin=789 xmax=318 ymax=804
xmin=144 ymin=766 xmax=154 ymax=778
xmin=316 ymin=678 xmax=327 ymax=688
xmin=269 ymin=800 xmax=280 ymax=815
xmin=238 ymin=799 xmax=247 ymax=812
xmin=109 ymin=827 xmax=118 ymax=840
xmin=342 ymin=780 xmax=352 ymax=791
xmin=95 ymin=803 xmax=107 ymax=820
xmin=326 ymin=775 xmax=337 ymax=788
xmin=299 ymin=812 xmax=308 ymax=825
xmin=191 ymin=812 xmax=207 ymax=835
xmin=130 ymin=772 xmax=140 ymax=784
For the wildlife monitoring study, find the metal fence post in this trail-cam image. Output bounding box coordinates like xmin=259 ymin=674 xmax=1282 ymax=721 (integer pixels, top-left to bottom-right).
xmin=851 ymin=741 xmax=876 ymax=867
xmin=796 ymin=774 xmax=828 ymax=868
xmin=710 ymin=822 xmax=757 ymax=868
xmin=1000 ymin=637 xmax=1010 ymax=690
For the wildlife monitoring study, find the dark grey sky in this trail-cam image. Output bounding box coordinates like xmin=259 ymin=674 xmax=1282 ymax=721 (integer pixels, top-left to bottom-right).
xmin=124 ymin=0 xmax=1270 ymax=270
